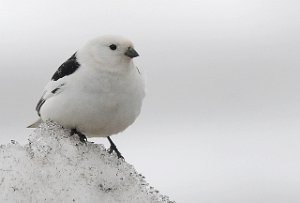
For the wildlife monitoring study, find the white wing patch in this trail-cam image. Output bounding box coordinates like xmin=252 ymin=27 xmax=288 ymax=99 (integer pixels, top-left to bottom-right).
xmin=36 ymin=80 xmax=66 ymax=116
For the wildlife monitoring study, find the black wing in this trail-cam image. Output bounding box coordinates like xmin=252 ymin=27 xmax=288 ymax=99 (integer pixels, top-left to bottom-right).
xmin=51 ymin=52 xmax=80 ymax=81
xmin=35 ymin=83 xmax=65 ymax=116
xmin=36 ymin=97 xmax=46 ymax=116
xmin=35 ymin=52 xmax=79 ymax=116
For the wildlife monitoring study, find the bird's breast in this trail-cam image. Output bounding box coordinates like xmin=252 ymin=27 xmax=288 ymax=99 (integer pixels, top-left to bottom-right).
xmin=42 ymin=68 xmax=145 ymax=137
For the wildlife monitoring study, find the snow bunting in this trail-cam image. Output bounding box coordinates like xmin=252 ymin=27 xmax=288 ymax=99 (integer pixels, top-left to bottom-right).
xmin=29 ymin=35 xmax=145 ymax=159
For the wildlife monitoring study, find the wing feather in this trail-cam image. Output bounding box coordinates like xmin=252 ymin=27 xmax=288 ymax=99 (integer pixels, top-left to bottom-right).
xmin=51 ymin=52 xmax=80 ymax=81
xmin=35 ymin=52 xmax=79 ymax=116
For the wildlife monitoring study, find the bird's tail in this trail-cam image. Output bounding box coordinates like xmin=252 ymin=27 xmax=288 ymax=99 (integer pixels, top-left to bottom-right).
xmin=27 ymin=119 xmax=43 ymax=128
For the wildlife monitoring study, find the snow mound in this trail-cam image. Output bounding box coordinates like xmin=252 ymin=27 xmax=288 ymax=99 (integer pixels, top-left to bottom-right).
xmin=0 ymin=122 xmax=174 ymax=203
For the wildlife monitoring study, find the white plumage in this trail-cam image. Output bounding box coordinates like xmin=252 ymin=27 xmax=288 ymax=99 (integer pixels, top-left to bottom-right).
xmin=32 ymin=35 xmax=145 ymax=140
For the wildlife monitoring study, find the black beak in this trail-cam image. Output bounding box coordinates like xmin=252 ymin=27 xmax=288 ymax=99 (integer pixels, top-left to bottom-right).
xmin=125 ymin=47 xmax=139 ymax=58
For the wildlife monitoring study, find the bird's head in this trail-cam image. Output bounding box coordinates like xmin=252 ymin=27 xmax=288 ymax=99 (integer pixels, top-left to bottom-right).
xmin=79 ymin=35 xmax=139 ymax=71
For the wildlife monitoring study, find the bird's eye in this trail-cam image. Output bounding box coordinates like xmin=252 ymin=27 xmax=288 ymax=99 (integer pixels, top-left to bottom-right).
xmin=109 ymin=44 xmax=117 ymax=50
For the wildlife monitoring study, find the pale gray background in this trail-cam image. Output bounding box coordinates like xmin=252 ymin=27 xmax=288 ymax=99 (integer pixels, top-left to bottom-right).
xmin=1 ymin=0 xmax=300 ymax=202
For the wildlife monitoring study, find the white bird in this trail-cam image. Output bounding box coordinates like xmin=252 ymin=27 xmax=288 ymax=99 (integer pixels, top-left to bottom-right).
xmin=29 ymin=35 xmax=145 ymax=159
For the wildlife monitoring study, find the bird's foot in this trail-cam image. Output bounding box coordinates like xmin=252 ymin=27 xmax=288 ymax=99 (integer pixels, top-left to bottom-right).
xmin=107 ymin=137 xmax=124 ymax=160
xmin=71 ymin=129 xmax=87 ymax=143
xmin=108 ymin=145 xmax=124 ymax=160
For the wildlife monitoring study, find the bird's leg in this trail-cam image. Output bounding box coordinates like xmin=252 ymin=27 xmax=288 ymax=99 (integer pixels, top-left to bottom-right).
xmin=107 ymin=136 xmax=124 ymax=160
xmin=70 ymin=129 xmax=87 ymax=143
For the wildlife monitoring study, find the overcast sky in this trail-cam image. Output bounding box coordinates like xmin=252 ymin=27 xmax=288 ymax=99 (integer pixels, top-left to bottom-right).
xmin=1 ymin=0 xmax=300 ymax=202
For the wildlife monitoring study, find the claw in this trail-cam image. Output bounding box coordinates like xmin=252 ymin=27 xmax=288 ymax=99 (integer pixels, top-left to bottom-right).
xmin=107 ymin=136 xmax=124 ymax=160
xmin=71 ymin=129 xmax=87 ymax=143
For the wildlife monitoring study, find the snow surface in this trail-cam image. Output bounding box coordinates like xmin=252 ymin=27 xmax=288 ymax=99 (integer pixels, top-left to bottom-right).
xmin=0 ymin=122 xmax=174 ymax=203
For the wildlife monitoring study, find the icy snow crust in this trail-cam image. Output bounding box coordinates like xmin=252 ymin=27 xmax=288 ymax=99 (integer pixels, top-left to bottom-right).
xmin=0 ymin=122 xmax=174 ymax=203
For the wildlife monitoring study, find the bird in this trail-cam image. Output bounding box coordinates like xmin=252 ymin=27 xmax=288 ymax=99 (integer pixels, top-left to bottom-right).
xmin=28 ymin=35 xmax=145 ymax=159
